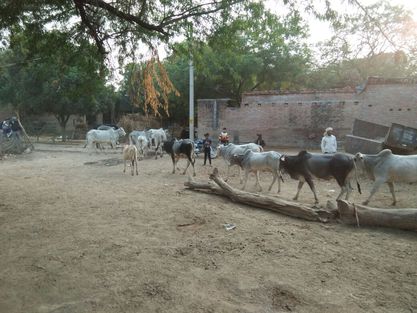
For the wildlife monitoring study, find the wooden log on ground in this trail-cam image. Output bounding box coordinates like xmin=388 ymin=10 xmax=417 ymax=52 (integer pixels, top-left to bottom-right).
xmin=337 ymin=200 xmax=417 ymax=231
xmin=185 ymin=168 xmax=333 ymax=222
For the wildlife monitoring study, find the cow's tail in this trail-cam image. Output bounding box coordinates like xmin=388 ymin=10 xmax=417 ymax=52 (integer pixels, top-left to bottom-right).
xmin=353 ymin=160 xmax=362 ymax=194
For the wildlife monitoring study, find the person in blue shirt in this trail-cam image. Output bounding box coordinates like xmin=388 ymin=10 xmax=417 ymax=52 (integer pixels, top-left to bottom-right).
xmin=202 ymin=133 xmax=213 ymax=166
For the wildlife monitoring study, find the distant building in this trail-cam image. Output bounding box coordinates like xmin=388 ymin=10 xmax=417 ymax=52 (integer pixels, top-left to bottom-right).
xmin=197 ymin=77 xmax=417 ymax=147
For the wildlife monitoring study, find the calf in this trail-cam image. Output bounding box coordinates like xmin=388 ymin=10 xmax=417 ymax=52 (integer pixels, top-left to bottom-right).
xmin=122 ymin=145 xmax=139 ymax=176
xmin=279 ymin=150 xmax=361 ymax=204
xmin=231 ymin=150 xmax=282 ymax=193
xmin=163 ymin=139 xmax=196 ymax=176
xmin=354 ymin=149 xmax=417 ymax=205
xmin=217 ymin=143 xmax=263 ymax=183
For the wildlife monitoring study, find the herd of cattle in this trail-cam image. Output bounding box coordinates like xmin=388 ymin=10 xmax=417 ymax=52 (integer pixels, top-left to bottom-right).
xmin=83 ymin=126 xmax=417 ymax=207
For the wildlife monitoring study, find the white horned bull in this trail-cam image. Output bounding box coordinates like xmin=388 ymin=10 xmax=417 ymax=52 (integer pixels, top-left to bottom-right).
xmin=354 ymin=149 xmax=417 ymax=205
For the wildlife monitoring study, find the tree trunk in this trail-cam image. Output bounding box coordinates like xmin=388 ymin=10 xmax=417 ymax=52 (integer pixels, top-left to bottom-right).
xmin=56 ymin=115 xmax=70 ymax=142
xmin=337 ymin=200 xmax=417 ymax=231
xmin=184 ymin=168 xmax=333 ymax=222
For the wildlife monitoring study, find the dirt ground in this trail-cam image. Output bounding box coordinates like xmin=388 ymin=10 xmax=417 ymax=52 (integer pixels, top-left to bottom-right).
xmin=1 ymin=144 xmax=416 ymax=313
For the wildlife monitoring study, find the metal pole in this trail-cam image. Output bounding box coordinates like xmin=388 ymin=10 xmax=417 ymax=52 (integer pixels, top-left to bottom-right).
xmin=189 ymin=56 xmax=194 ymax=142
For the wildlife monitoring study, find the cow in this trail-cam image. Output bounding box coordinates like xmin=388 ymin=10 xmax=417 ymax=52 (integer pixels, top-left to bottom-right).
xmin=147 ymin=128 xmax=167 ymax=159
xmin=279 ymin=150 xmax=361 ymax=204
xmin=354 ymin=149 xmax=417 ymax=205
xmin=217 ymin=143 xmax=263 ymax=183
xmin=122 ymin=144 xmax=139 ymax=176
xmin=84 ymin=127 xmax=126 ymax=151
xmin=231 ymin=150 xmax=283 ymax=193
xmin=129 ymin=130 xmax=149 ymax=160
xmin=163 ymin=139 xmax=196 ymax=176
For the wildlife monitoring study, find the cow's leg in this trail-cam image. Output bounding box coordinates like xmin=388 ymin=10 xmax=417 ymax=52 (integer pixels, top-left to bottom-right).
xmin=171 ymin=154 xmax=176 ymax=174
xmin=191 ymin=155 xmax=196 ymax=177
xmin=123 ymin=159 xmax=127 ymax=173
xmin=130 ymin=159 xmax=134 ymax=176
xmin=254 ymin=171 xmax=262 ymax=192
xmin=155 ymin=146 xmax=158 ymax=159
xmin=242 ymin=170 xmax=249 ymax=190
xmin=239 ymin=167 xmax=243 ymax=184
xmin=336 ymin=185 xmax=346 ymax=200
xmin=387 ymin=182 xmax=397 ymax=206
xmin=183 ymin=159 xmax=191 ymax=175
xmin=305 ymin=177 xmax=319 ymax=204
xmin=225 ymin=165 xmax=231 ymax=182
xmin=268 ymin=171 xmax=278 ymax=192
xmin=293 ymin=181 xmax=304 ymax=201
xmin=363 ymin=178 xmax=385 ymax=205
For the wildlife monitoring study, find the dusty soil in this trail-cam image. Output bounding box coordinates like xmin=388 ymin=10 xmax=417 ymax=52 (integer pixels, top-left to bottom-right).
xmin=1 ymin=144 xmax=416 ymax=313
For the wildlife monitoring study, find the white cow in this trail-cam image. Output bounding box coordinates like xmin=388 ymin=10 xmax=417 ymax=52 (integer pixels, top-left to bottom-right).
xmin=147 ymin=128 xmax=167 ymax=159
xmin=84 ymin=127 xmax=126 ymax=151
xmin=354 ymin=149 xmax=417 ymax=205
xmin=129 ymin=130 xmax=149 ymax=160
xmin=122 ymin=144 xmax=138 ymax=176
xmin=217 ymin=143 xmax=263 ymax=183
xmin=231 ymin=150 xmax=282 ymax=193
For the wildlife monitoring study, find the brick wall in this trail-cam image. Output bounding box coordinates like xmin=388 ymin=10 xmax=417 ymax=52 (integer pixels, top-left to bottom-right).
xmin=197 ymin=79 xmax=417 ymax=148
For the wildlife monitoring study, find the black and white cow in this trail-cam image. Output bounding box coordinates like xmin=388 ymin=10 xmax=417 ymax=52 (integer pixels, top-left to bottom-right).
xmin=354 ymin=149 xmax=417 ymax=205
xmin=279 ymin=150 xmax=361 ymax=204
xmin=163 ymin=139 xmax=196 ymax=176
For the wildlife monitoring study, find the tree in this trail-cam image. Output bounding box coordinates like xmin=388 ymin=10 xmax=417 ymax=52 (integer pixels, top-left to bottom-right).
xmin=0 ymin=0 xmax=247 ymax=58
xmin=0 ymin=27 xmax=106 ymax=140
xmin=317 ymin=1 xmax=417 ymax=74
xmin=165 ymin=2 xmax=310 ymax=106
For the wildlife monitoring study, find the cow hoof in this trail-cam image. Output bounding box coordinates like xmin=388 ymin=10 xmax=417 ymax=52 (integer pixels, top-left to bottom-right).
xmin=392 ymin=202 xmax=396 ymax=206
xmin=362 ymin=201 xmax=369 ymax=205
xmin=193 ymin=173 xmax=196 ymax=177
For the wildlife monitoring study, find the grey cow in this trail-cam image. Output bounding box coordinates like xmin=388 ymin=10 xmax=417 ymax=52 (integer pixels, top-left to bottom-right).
xmin=354 ymin=149 xmax=417 ymax=205
xmin=231 ymin=150 xmax=282 ymax=193
xmin=217 ymin=143 xmax=263 ymax=183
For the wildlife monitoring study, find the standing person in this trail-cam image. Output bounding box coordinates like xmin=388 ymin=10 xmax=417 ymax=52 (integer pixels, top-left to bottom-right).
xmin=218 ymin=127 xmax=229 ymax=145
xmin=321 ymin=127 xmax=337 ymax=154
xmin=255 ymin=133 xmax=266 ymax=148
xmin=202 ymin=133 xmax=213 ymax=166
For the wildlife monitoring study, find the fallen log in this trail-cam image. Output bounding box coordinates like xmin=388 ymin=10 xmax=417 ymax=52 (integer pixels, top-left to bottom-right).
xmin=337 ymin=200 xmax=417 ymax=231
xmin=185 ymin=168 xmax=333 ymax=222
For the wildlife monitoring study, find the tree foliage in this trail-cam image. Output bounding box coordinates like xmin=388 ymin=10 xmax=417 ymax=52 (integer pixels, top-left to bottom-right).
xmin=0 ymin=0 xmax=247 ymax=58
xmin=0 ymin=26 xmax=106 ymax=139
xmin=317 ymin=1 xmax=417 ymax=70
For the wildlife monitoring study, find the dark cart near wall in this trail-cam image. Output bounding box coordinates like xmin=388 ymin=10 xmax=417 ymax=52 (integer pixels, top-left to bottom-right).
xmin=345 ymin=119 xmax=417 ymax=155
xmin=384 ymin=123 xmax=417 ymax=154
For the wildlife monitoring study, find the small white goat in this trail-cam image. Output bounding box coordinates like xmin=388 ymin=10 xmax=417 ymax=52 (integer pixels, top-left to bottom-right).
xmin=123 ymin=145 xmax=139 ymax=176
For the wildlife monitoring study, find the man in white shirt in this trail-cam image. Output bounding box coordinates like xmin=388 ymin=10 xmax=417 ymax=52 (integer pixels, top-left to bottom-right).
xmin=321 ymin=127 xmax=337 ymax=153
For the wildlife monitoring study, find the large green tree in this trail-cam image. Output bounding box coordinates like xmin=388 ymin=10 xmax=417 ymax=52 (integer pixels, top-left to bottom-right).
xmin=0 ymin=27 xmax=106 ymax=140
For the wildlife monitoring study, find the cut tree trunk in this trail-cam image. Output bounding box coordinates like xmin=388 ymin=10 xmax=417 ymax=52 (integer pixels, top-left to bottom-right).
xmin=337 ymin=200 xmax=417 ymax=231
xmin=184 ymin=168 xmax=333 ymax=222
